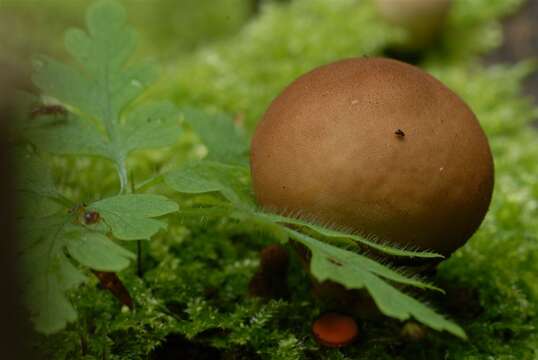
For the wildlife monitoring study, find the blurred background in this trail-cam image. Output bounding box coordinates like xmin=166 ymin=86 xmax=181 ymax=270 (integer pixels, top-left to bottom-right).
xmin=485 ymin=0 xmax=538 ymax=105
xmin=1 ymin=0 xmax=283 ymax=72
xmin=3 ymin=0 xmax=537 ymax=134
xmin=1 ymin=0 xmax=537 ymax=95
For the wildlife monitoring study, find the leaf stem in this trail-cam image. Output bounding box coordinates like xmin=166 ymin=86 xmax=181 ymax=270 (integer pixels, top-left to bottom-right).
xmin=135 ymin=175 xmax=164 ymax=192
xmin=130 ymin=171 xmax=143 ymax=278
xmin=137 ymin=241 xmax=143 ymax=278
xmin=116 ymin=156 xmax=129 ymax=194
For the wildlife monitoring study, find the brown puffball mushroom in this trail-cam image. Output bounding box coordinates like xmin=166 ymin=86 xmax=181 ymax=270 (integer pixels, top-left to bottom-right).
xmin=248 ymin=244 xmax=289 ymax=300
xmin=250 ymin=58 xmax=494 ymax=258
xmin=375 ymin=0 xmax=452 ymax=50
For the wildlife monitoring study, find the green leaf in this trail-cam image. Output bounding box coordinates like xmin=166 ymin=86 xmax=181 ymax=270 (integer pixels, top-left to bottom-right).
xmin=285 ymin=228 xmax=466 ymax=339
xmin=19 ymin=215 xmax=86 ymax=334
xmin=18 ymin=210 xmax=138 ymax=334
xmin=15 ymin=148 xmax=73 ymax=211
xmin=182 ymin=107 xmax=249 ymax=165
xmin=62 ymin=0 xmax=154 ymax=122
xmin=32 ymin=57 xmax=94 ymax=117
xmin=255 ymin=212 xmax=443 ymax=259
xmin=164 ymin=160 xmax=254 ymax=207
xmin=24 ymin=115 xmax=112 ymax=158
xmin=67 ymin=231 xmax=135 ymax=272
xmin=30 ymin=256 xmax=86 ymax=335
xmin=90 ymin=194 xmax=179 ymax=240
xmin=30 ymin=0 xmax=179 ymax=192
xmin=120 ymin=101 xmax=181 ymax=154
xmin=255 ymin=217 xmax=442 ymax=292
xmin=17 ymin=214 xmax=69 ymax=252
xmin=15 ymin=150 xmax=57 ymax=198
xmin=17 ymin=0 xmax=182 ymax=335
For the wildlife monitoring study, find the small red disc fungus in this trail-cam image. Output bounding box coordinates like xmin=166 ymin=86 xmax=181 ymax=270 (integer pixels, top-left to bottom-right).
xmin=312 ymin=312 xmax=359 ymax=348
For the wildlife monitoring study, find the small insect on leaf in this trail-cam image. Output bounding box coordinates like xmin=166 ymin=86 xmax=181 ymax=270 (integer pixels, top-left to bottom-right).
xmin=83 ymin=211 xmax=101 ymax=225
xmin=30 ymin=104 xmax=68 ymax=119
xmin=394 ymin=129 xmax=405 ymax=138
xmin=327 ymin=257 xmax=343 ymax=267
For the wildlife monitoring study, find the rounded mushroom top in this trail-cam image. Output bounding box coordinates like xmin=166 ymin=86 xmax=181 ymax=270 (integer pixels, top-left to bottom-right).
xmin=250 ymin=57 xmax=494 ymax=257
xmin=312 ymin=312 xmax=359 ymax=348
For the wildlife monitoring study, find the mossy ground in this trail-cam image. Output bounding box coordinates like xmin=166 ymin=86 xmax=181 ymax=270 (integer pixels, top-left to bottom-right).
xmin=20 ymin=0 xmax=538 ymax=358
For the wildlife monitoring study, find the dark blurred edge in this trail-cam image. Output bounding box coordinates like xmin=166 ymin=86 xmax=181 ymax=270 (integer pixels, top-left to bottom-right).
xmin=0 ymin=59 xmax=39 ymax=359
xmin=485 ymin=0 xmax=538 ymax=118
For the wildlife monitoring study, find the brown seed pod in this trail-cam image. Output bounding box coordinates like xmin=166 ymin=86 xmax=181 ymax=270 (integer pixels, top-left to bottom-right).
xmin=248 ymin=244 xmax=289 ymax=300
xmin=312 ymin=312 xmax=359 ymax=348
xmin=92 ymin=271 xmax=133 ymax=309
xmin=248 ymin=270 xmax=288 ymax=300
xmin=259 ymin=244 xmax=289 ymax=275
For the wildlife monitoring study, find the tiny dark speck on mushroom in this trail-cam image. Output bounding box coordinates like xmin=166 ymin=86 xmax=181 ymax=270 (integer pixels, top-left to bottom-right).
xmin=395 ymin=129 xmax=405 ymax=138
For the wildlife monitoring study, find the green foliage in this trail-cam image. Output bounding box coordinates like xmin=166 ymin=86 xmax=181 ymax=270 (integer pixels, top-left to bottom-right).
xmin=90 ymin=194 xmax=179 ymax=240
xmin=284 ymin=229 xmax=464 ymax=338
xmin=30 ymin=0 xmax=181 ymax=192
xmin=66 ymin=231 xmax=135 ymax=271
xmin=181 ymin=107 xmax=250 ymax=166
xmin=16 ymin=0 xmax=180 ymax=335
xmin=15 ymin=149 xmax=69 ymax=212
xmin=164 ymin=160 xmax=254 ymax=206
xmin=16 ymin=150 xmax=178 ymax=334
xmin=19 ymin=214 xmax=87 ymax=334
xmin=260 ymin=212 xmax=444 ymax=259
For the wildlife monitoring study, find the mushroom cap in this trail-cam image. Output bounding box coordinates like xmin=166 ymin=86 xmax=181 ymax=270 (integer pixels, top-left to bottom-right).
xmin=312 ymin=312 xmax=359 ymax=348
xmin=250 ymin=58 xmax=494 ymax=257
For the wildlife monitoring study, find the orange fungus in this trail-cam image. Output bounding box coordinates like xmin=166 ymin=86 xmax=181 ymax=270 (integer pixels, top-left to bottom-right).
xmin=312 ymin=312 xmax=359 ymax=348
